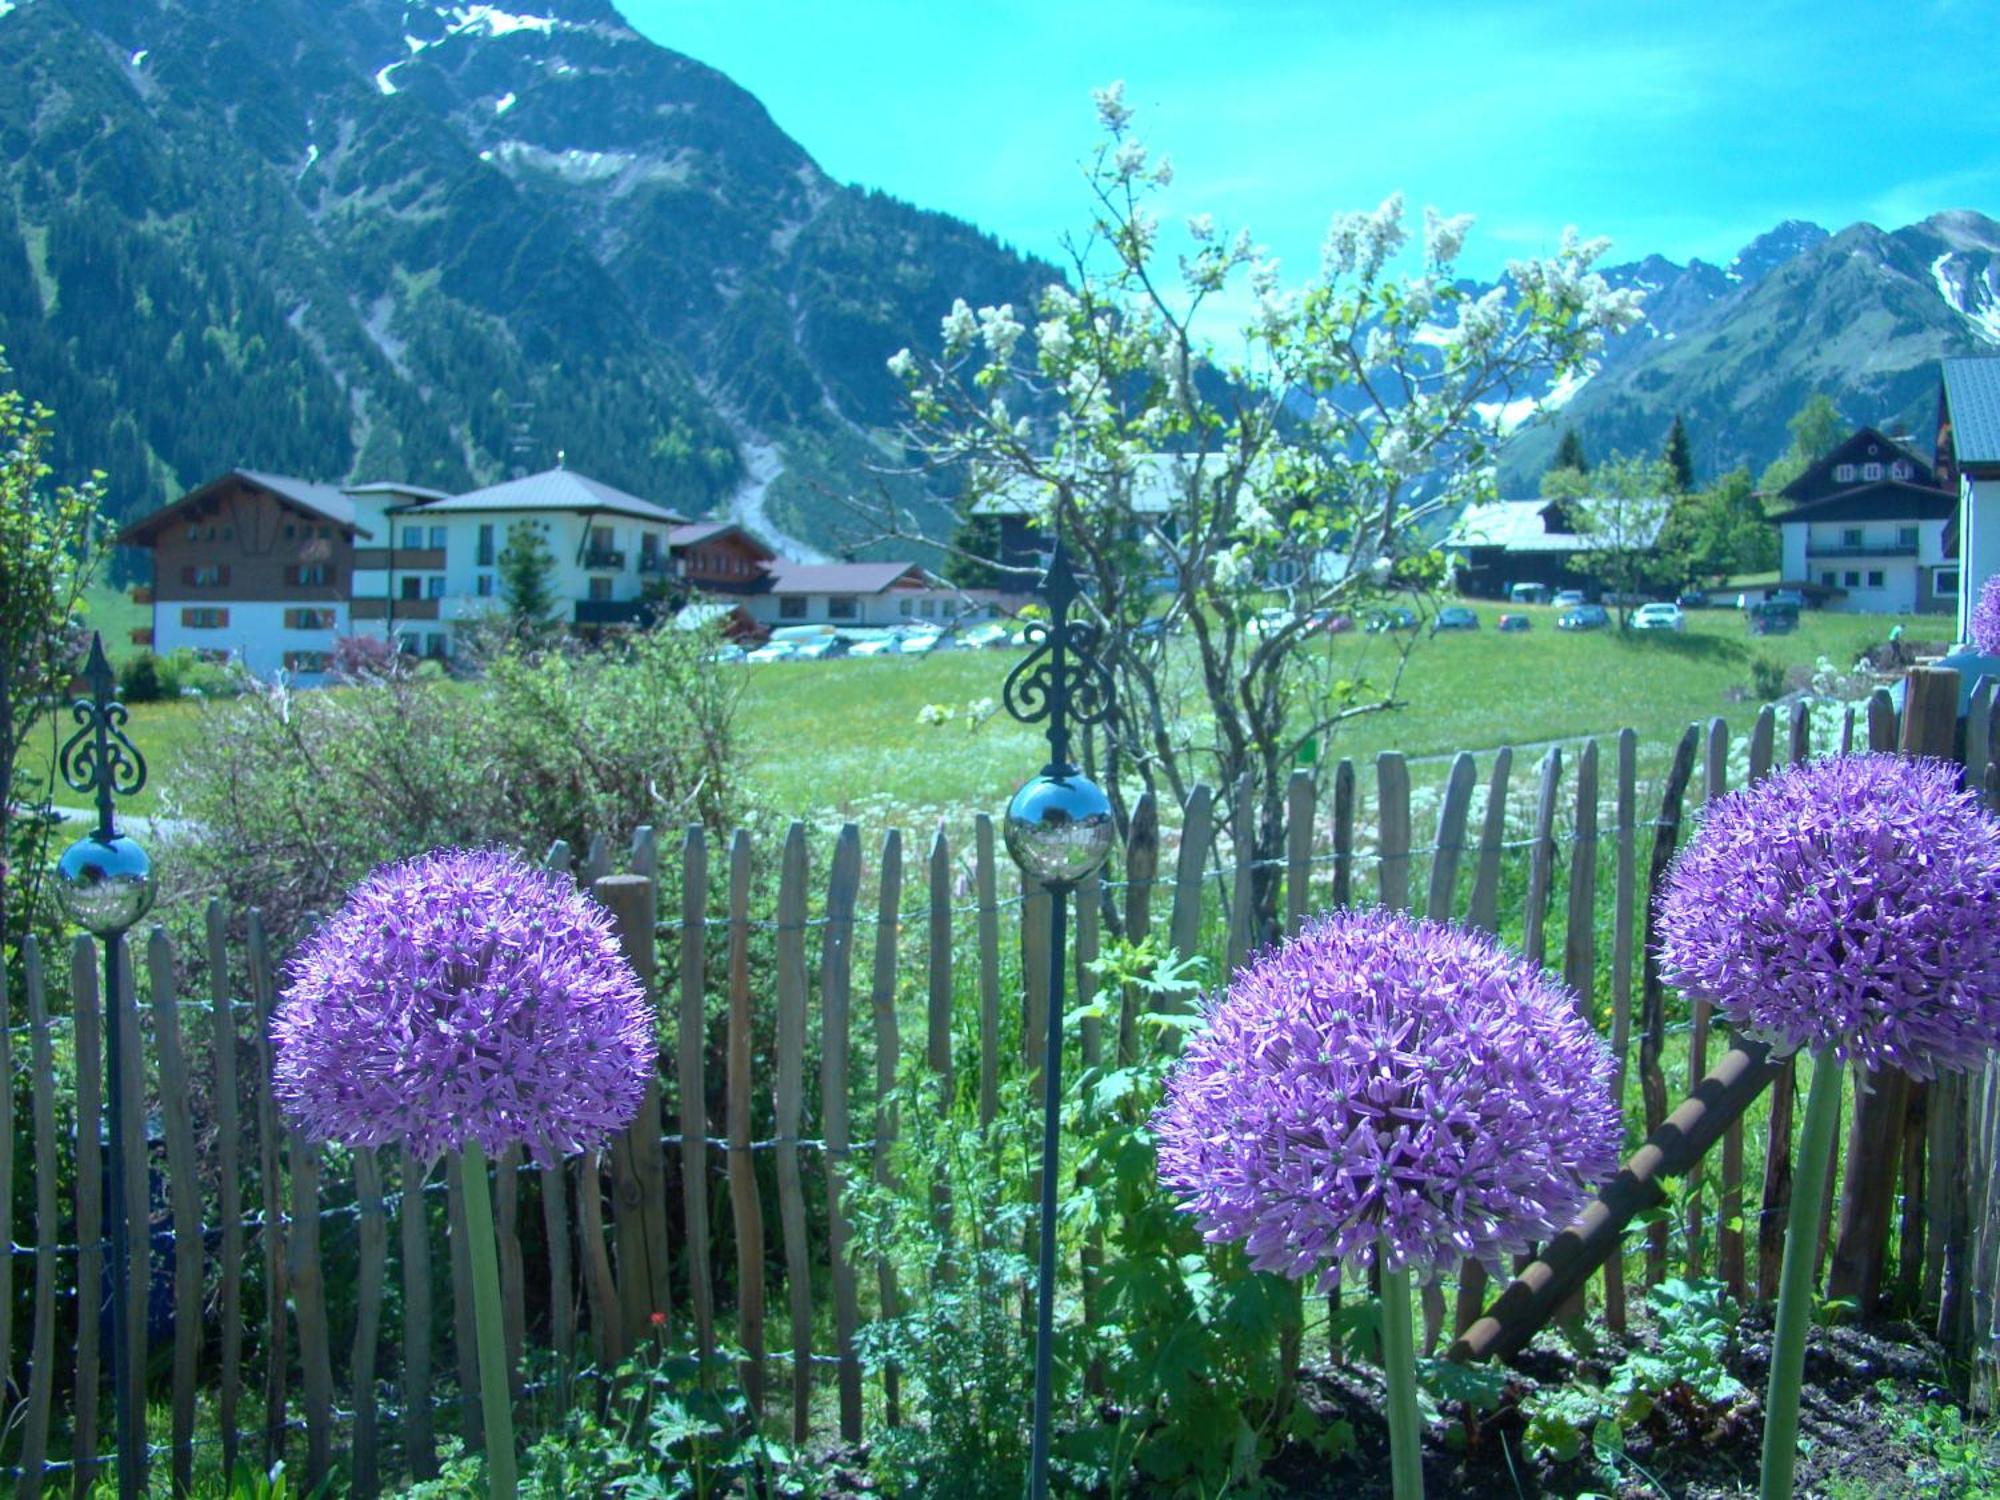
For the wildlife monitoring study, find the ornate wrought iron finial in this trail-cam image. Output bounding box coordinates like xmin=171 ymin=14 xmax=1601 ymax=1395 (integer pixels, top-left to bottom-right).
xmin=58 ymin=631 xmax=148 ymax=844
xmin=1002 ymin=537 xmax=1115 ymax=778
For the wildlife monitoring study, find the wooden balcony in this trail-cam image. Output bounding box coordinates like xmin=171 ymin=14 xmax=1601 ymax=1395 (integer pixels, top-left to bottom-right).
xmin=351 ymin=598 xmax=440 ymax=621
xmin=130 ymin=627 xmax=154 ymax=648
xmin=130 ymin=585 xmax=154 ymax=606
xmin=353 ymin=548 xmax=446 ymax=570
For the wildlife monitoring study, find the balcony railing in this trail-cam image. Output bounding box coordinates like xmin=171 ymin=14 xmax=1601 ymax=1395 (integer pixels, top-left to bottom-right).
xmin=583 ymin=548 xmax=626 ymax=571
xmin=352 ymin=598 xmax=441 ymax=621
xmin=637 ymin=552 xmax=668 ymax=574
xmin=574 ymin=599 xmax=653 ymax=627
xmin=1806 ymin=542 xmax=1917 ymax=559
xmin=354 ymin=548 xmax=446 ymax=570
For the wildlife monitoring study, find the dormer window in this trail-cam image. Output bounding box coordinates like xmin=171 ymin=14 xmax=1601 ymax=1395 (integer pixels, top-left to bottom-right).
xmin=1834 ymin=463 xmax=1856 ymax=482
xmin=1862 ymin=462 xmax=1882 ymax=481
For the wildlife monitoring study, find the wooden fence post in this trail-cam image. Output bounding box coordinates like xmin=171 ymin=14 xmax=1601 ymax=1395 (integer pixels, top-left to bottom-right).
xmin=1604 ymin=729 xmax=1638 ymax=1333
xmin=1640 ymin=726 xmax=1700 ymax=1286
xmin=821 ymin=825 xmax=865 ymax=1441
xmin=19 ymin=938 xmax=59 ymax=1500
xmin=207 ymin=901 xmax=245 ymax=1478
xmin=148 ymin=928 xmax=205 ymax=1498
xmin=1830 ymin=671 xmax=1948 ymax=1313
xmin=774 ymin=822 xmax=814 ymax=1443
xmin=1375 ymin=754 xmax=1411 ymax=913
xmin=678 ymin=826 xmax=716 ymax=1366
xmin=725 ymin=829 xmax=767 ymax=1413
xmin=595 ymin=873 xmax=672 ymax=1344
xmin=975 ymin=815 xmax=1001 ymax=1129
xmin=871 ymin=830 xmax=905 ymax=1425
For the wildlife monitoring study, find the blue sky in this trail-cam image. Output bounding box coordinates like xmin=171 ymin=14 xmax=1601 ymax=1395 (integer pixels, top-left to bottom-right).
xmin=622 ymin=0 xmax=1997 ymax=287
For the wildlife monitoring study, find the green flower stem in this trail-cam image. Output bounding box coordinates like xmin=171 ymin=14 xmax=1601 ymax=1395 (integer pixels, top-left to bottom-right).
xmin=1761 ymin=1047 xmax=1842 ymax=1500
xmin=459 ymin=1140 xmax=519 ymax=1500
xmin=1378 ymin=1244 xmax=1424 ymax=1500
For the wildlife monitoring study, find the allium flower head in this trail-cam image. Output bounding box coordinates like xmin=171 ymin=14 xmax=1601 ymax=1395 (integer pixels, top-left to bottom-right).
xmin=273 ymin=848 xmax=654 ymax=1163
xmin=1971 ymin=572 xmax=2000 ymax=656
xmin=1153 ymin=909 xmax=1620 ymax=1285
xmin=1658 ymin=753 xmax=2000 ymax=1080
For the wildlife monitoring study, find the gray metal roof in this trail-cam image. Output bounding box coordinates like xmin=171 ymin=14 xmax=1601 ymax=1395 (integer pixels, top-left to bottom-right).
xmin=762 ymin=562 xmax=932 ymax=595
xmin=413 ymin=468 xmax=690 ymax=524
xmin=1943 ymin=357 xmax=2000 ymax=468
xmin=1446 ymin=496 xmax=1668 ymax=554
xmin=345 ymin=480 xmax=451 ymax=501
xmin=234 ymin=469 xmax=359 ymax=527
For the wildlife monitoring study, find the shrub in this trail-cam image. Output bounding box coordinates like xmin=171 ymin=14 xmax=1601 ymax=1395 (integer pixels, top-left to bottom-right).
xmin=160 ymin=625 xmax=745 ymax=949
xmin=118 ymin=651 xmax=166 ymax=703
xmin=1748 ymin=652 xmax=1786 ymax=701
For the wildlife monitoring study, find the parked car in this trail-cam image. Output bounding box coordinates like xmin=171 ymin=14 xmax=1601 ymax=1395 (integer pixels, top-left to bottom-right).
xmin=1305 ymin=608 xmax=1354 ymax=635
xmin=1630 ymin=602 xmax=1686 ymax=633
xmin=1747 ymin=601 xmax=1799 ymax=636
xmin=1552 ymin=589 xmax=1587 ymax=608
xmin=845 ymin=635 xmax=902 ymax=657
xmin=706 ymin=643 xmax=748 ymax=665
xmin=960 ymin=621 xmax=1014 ymax=649
xmin=746 ymin=641 xmax=797 ymax=664
xmin=1557 ymin=604 xmax=1611 ymax=631
xmin=1770 ymin=588 xmax=1806 ymax=609
xmin=1431 ymin=606 xmax=1480 ymax=634
xmin=898 ymin=632 xmax=942 ymax=654
xmin=1676 ymin=589 xmax=1711 ymax=609
xmin=1496 ymin=613 xmax=1531 ymax=632
xmin=1507 ymin=582 xmax=1552 ymax=606
xmin=1365 ymin=607 xmax=1419 ymax=633
xmin=790 ymin=638 xmax=845 ymax=661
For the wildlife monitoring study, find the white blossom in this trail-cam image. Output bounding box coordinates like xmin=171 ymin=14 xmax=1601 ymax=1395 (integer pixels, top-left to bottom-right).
xmin=1036 ymin=317 xmax=1074 ymax=365
xmin=977 ymin=302 xmax=1024 ymax=363
xmin=1422 ymin=207 xmax=1475 ymax=267
xmin=1152 ymin=154 xmax=1174 ymax=187
xmin=1114 ymin=139 xmax=1150 ymax=182
xmin=1211 ymin=547 xmax=1251 ymax=590
xmin=1093 ymin=79 xmax=1133 ymax=133
xmin=941 ymin=298 xmax=977 ymax=357
xmin=917 ymin=703 xmax=953 ymax=726
xmin=1321 ymin=192 xmax=1407 ymax=281
xmin=886 ymin=347 xmax=917 ymax=382
xmin=1039 ymin=283 xmax=1078 ymax=317
xmin=1186 ymin=212 xmax=1215 ymax=243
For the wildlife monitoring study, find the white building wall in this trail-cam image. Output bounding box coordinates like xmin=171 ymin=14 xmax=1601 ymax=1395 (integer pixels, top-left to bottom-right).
xmin=153 ymin=600 xmax=349 ymax=682
xmin=1779 ymin=523 xmax=1807 ymax=581
xmin=1961 ymin=475 xmax=2000 ymax=645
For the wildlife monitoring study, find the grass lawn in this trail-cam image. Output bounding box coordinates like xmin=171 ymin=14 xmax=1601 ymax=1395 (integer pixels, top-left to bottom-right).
xmin=732 ymin=602 xmax=1932 ymax=818
xmin=24 ymin=600 xmax=1932 ymax=825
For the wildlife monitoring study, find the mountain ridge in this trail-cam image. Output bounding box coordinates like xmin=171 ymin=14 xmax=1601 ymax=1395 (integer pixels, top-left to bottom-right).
xmin=0 ymin=0 xmax=1993 ymax=562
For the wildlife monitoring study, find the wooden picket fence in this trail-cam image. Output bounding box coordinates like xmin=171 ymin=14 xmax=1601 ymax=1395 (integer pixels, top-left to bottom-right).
xmin=5 ymin=672 xmax=2000 ymax=1495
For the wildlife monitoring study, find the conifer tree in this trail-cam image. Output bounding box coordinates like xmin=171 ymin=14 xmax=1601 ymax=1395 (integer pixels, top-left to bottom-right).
xmin=1662 ymin=414 xmax=1695 ymax=492
xmin=497 ymin=520 xmax=557 ymax=633
xmin=1552 ymin=428 xmax=1590 ymax=476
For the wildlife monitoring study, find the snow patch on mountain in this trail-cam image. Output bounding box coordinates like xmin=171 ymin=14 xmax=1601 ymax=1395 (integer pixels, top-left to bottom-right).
xmin=494 ymin=90 xmax=517 ymax=114
xmin=0 ymin=3 xmax=20 ymax=19
xmin=1931 ymin=251 xmax=2000 ymax=345
xmin=1473 ymin=368 xmax=1591 ymax=435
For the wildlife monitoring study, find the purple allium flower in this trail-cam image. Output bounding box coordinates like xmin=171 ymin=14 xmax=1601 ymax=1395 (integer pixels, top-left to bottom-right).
xmin=272 ymin=848 xmax=654 ymax=1164
xmin=1152 ymin=909 xmax=1621 ymax=1285
xmin=1972 ymin=573 xmax=2000 ymax=656
xmin=1658 ymin=754 xmax=2000 ymax=1080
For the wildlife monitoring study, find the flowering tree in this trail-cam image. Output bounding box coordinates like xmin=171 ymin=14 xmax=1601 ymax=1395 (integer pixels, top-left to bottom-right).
xmin=885 ymin=84 xmax=1643 ymax=937
xmin=0 ymin=354 xmax=105 ymax=973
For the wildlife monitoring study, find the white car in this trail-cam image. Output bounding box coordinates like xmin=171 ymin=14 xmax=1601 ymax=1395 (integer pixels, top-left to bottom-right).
xmin=898 ymin=632 xmax=942 ymax=654
xmin=746 ymin=641 xmax=797 ymax=664
xmin=1629 ymin=602 xmax=1685 ymax=632
xmin=1552 ymin=589 xmax=1587 ymax=608
xmin=845 ymin=635 xmax=901 ymax=657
